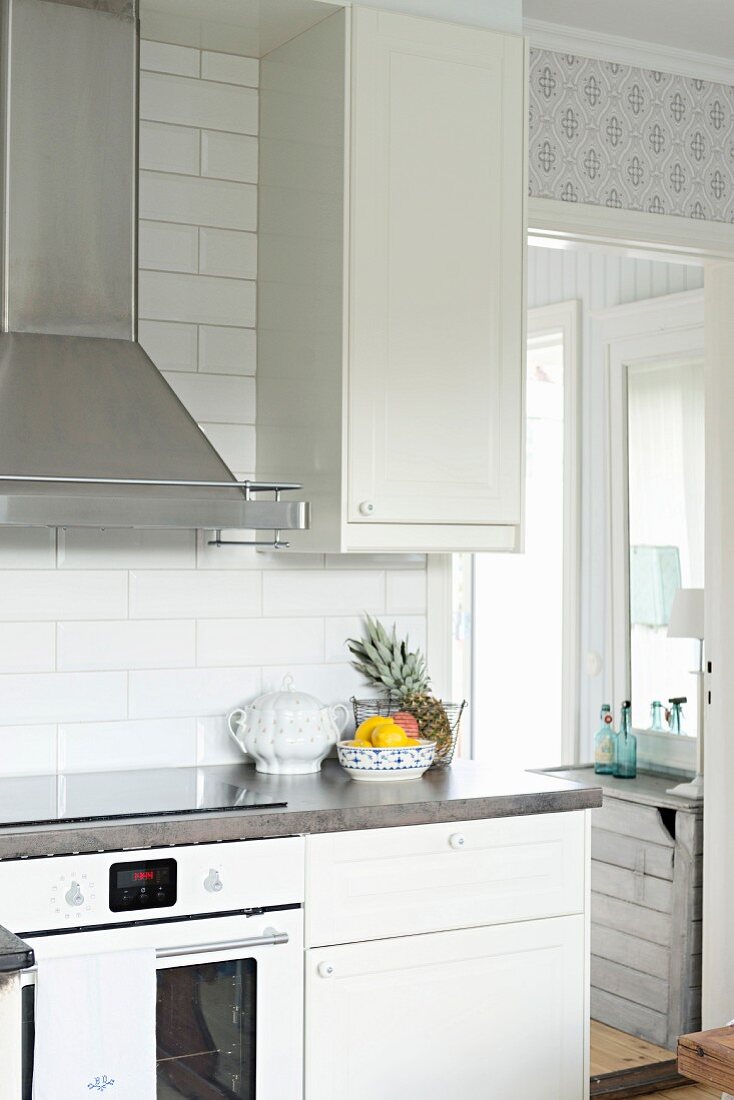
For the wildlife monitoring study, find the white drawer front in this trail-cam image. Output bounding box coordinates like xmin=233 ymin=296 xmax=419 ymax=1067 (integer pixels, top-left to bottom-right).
xmin=305 ymin=812 xmax=586 ymax=947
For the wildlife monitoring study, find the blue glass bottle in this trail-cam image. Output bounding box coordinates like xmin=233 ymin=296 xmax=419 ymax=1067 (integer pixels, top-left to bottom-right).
xmin=594 ymin=704 xmax=615 ymax=775
xmin=614 ymin=700 xmax=637 ymax=779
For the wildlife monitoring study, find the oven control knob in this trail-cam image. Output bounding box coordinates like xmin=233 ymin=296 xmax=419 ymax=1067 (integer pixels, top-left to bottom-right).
xmin=203 ymin=869 xmax=223 ymax=894
xmin=65 ymin=881 xmax=84 ymax=907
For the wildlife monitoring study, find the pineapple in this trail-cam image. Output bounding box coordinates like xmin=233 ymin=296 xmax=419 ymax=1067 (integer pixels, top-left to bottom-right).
xmin=347 ymin=615 xmax=453 ymax=757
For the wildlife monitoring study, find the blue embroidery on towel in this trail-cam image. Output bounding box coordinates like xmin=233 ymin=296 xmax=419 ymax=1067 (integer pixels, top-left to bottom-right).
xmin=87 ymin=1076 xmax=115 ymax=1092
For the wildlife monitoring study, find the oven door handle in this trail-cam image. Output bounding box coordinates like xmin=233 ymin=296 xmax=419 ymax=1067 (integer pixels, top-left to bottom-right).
xmin=156 ymin=928 xmax=289 ymax=959
xmin=20 ymin=929 xmax=290 ymax=976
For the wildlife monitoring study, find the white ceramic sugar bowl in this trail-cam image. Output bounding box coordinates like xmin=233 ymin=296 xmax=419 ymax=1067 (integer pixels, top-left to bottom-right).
xmin=227 ymin=676 xmax=350 ymax=775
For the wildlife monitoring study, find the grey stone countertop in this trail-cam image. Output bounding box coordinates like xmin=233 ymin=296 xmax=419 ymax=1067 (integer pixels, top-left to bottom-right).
xmin=0 ymin=923 xmax=34 ymax=972
xmin=0 ymin=759 xmax=603 ymax=860
xmin=545 ymin=764 xmax=703 ymax=812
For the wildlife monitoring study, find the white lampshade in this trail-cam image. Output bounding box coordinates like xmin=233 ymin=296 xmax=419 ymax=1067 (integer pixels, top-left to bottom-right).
xmin=667 ymin=587 xmax=704 ymax=640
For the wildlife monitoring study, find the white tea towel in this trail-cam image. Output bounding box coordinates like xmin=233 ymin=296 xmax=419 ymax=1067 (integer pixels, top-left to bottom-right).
xmin=33 ymin=948 xmax=156 ymax=1100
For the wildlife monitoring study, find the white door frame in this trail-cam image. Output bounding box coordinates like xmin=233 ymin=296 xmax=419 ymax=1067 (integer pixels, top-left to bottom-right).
xmin=595 ymin=290 xmax=704 ymax=712
xmin=430 ymin=197 xmax=734 ymax=1027
xmin=597 ymin=289 xmax=704 ymax=775
xmin=527 ymin=300 xmax=582 ymax=764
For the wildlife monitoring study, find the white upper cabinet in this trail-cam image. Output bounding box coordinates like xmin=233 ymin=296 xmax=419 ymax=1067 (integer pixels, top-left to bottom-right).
xmin=258 ymin=6 xmax=526 ymax=552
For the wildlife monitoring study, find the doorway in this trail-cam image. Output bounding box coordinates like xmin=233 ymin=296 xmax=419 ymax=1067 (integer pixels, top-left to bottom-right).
xmin=461 ymin=241 xmax=708 ymax=1094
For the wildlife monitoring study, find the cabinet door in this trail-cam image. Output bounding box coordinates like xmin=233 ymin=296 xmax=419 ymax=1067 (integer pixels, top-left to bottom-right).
xmin=306 ymin=916 xmax=585 ymax=1100
xmin=347 ymin=9 xmax=525 ymax=527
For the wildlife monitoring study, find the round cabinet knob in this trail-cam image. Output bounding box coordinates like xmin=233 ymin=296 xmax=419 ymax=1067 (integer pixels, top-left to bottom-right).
xmin=203 ymin=869 xmax=223 ymax=894
xmin=448 ymin=833 xmax=466 ymax=850
xmin=64 ymin=881 xmax=84 ymax=907
xmin=358 ymin=501 xmax=375 ymax=516
xmin=317 ymin=962 xmax=335 ymax=979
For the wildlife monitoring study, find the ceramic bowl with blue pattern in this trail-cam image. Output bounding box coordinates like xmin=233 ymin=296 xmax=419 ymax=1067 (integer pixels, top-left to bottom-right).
xmin=336 ymin=739 xmax=435 ymax=781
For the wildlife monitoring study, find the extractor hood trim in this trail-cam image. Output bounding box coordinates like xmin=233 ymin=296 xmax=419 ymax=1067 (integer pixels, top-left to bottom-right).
xmin=0 ymin=0 xmax=310 ymax=535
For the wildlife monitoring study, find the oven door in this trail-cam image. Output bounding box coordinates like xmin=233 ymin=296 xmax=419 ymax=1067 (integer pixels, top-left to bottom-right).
xmin=20 ymin=907 xmax=303 ymax=1100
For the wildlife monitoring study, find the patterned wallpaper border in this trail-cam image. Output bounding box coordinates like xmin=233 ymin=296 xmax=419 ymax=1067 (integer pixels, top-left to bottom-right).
xmin=528 ymin=48 xmax=734 ymax=223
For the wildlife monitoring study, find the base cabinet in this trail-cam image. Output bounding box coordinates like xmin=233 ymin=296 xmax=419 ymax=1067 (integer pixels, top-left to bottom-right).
xmin=305 ymin=916 xmax=586 ymax=1100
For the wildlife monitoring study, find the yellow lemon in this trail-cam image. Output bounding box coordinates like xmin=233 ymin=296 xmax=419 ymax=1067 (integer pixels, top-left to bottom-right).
xmin=355 ymin=715 xmax=392 ymax=740
xmin=371 ymin=724 xmax=412 ymax=748
xmin=352 ymin=738 xmax=373 ymax=748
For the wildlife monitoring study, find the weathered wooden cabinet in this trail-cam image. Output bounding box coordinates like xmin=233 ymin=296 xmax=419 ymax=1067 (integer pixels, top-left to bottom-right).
xmin=555 ymin=768 xmax=702 ymax=1050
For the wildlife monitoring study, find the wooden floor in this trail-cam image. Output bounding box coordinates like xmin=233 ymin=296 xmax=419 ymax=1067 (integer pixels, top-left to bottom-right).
xmin=591 ymin=1021 xmax=721 ymax=1099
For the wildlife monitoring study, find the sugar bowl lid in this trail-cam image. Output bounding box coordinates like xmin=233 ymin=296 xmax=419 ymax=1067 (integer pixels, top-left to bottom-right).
xmin=250 ymin=674 xmax=324 ymax=716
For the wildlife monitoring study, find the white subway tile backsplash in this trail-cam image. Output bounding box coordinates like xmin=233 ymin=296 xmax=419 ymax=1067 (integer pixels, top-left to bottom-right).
xmin=201 ymin=131 xmax=258 ymax=183
xmin=386 ymin=571 xmax=427 ymax=614
xmin=130 ymin=667 xmax=260 ymax=719
xmin=0 ymin=528 xmax=56 ymax=568
xmin=199 ymin=228 xmax=257 ymax=279
xmin=163 ymin=373 xmax=255 ymax=424
xmin=0 ymin=672 xmax=127 ymax=724
xmin=0 ymin=572 xmax=127 ymax=621
xmin=261 ymin=663 xmax=369 ymax=708
xmin=196 ymin=714 xmax=247 ymax=766
xmin=325 ymin=553 xmax=426 ymax=570
xmin=387 ymin=572 xmax=426 ymax=616
xmin=140 ymin=71 xmax=258 ymax=134
xmin=140 ymin=172 xmax=257 ymax=231
xmin=140 ymin=220 xmax=199 ymax=273
xmin=57 ymin=621 xmax=196 ymax=671
xmin=197 ymin=617 xmax=324 ymax=667
xmin=199 ymin=325 xmax=256 ymax=375
xmin=58 ymin=530 xmax=196 ymax=570
xmin=0 ymin=725 xmax=57 ymax=776
xmin=323 ymin=615 xmax=427 ymax=665
xmin=0 ymin=38 xmax=428 ymax=775
xmin=0 ymin=624 xmax=55 ymax=673
xmin=141 ymin=13 xmax=259 ymax=58
xmin=58 ymin=718 xmax=197 ymax=773
xmin=140 ymin=121 xmax=200 ymax=176
xmin=195 ymin=536 xmax=324 ymax=571
xmin=139 ymin=321 xmax=198 ymax=372
xmin=140 ymin=40 xmax=200 ymax=78
xmin=140 ymin=271 xmax=256 ymax=326
xmin=199 ymin=424 xmax=256 ymax=472
xmin=201 ymin=51 xmax=259 ymax=87
xmin=130 ymin=570 xmax=261 ymax=619
xmin=263 ymin=571 xmax=385 ymax=617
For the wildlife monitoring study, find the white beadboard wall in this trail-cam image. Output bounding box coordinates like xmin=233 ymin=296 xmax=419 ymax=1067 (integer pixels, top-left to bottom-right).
xmin=0 ymin=39 xmax=427 ymax=777
xmin=527 ymin=245 xmax=704 ymax=759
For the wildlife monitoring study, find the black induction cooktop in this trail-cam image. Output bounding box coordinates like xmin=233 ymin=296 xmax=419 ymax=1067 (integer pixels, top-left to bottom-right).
xmin=0 ymin=767 xmax=287 ymax=828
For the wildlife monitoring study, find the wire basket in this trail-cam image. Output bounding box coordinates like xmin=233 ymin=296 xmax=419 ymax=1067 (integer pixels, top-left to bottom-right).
xmin=350 ymin=695 xmax=467 ymax=767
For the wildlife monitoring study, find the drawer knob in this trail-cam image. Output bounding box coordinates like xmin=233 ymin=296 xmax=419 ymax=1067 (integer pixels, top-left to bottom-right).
xmin=318 ymin=962 xmax=336 ymax=979
xmin=359 ymin=501 xmax=375 ymax=516
xmin=449 ymin=833 xmax=466 ymax=850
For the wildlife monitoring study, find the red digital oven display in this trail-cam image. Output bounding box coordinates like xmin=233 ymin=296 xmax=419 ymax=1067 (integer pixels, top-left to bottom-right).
xmin=109 ymin=858 xmax=177 ymax=907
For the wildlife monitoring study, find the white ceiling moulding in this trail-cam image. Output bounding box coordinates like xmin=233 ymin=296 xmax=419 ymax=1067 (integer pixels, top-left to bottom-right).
xmin=528 ymin=197 xmax=734 ymax=266
xmin=523 ymin=17 xmax=734 ymax=86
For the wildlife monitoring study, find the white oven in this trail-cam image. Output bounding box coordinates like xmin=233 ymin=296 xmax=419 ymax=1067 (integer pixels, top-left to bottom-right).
xmin=0 ymin=837 xmax=304 ymax=1100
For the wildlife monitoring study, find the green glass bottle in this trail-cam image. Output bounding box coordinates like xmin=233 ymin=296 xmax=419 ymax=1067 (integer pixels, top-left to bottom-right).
xmin=649 ymin=701 xmax=665 ymax=732
xmin=594 ymin=704 xmax=615 ymax=775
xmin=613 ymin=700 xmax=637 ymax=779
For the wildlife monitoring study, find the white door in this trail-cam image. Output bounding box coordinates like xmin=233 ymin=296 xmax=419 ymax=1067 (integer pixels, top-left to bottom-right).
xmin=347 ymin=8 xmax=525 ymax=527
xmin=305 ymin=916 xmax=586 ymax=1100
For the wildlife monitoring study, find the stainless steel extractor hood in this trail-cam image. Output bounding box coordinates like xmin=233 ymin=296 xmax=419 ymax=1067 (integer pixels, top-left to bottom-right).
xmin=0 ymin=0 xmax=309 ymax=535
